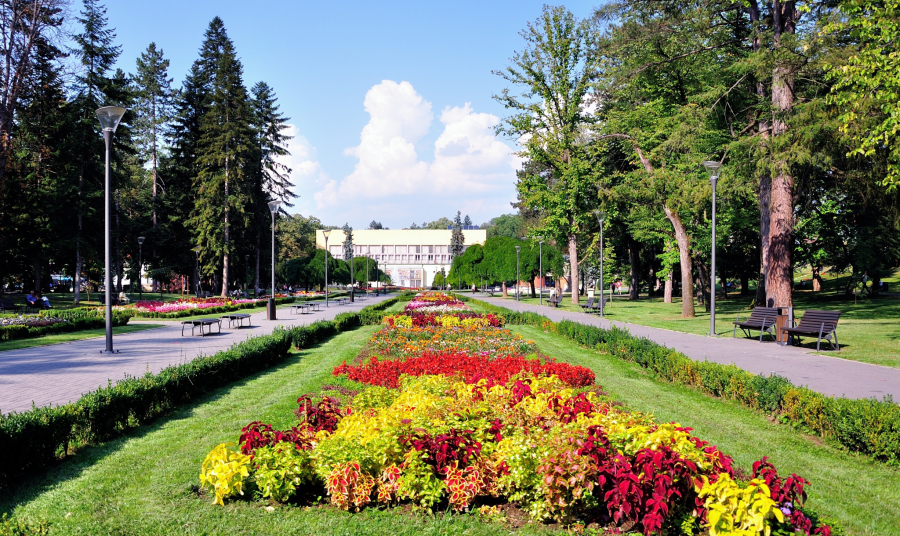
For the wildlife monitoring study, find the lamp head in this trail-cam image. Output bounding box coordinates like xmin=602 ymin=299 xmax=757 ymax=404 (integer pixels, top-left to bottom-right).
xmin=192 ymin=246 xmax=201 ymax=254
xmin=702 ymin=160 xmax=723 ymax=182
xmin=593 ymin=210 xmax=607 ymax=224
xmin=95 ymin=106 xmax=127 ymax=133
xmin=267 ymin=200 xmax=281 ymax=214
xmin=137 ymin=236 xmax=145 ymax=245
xmin=515 ymin=246 xmax=521 ymax=253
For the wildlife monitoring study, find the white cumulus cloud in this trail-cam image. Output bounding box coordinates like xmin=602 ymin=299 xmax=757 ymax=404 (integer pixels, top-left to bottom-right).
xmin=312 ymin=80 xmax=521 ymax=226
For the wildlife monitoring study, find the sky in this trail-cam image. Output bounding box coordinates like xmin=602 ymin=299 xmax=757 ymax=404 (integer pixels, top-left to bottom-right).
xmin=102 ymin=0 xmax=597 ymax=229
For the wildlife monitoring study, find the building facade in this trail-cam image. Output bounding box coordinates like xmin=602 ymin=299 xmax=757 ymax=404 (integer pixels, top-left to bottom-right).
xmin=315 ymin=228 xmax=486 ymax=288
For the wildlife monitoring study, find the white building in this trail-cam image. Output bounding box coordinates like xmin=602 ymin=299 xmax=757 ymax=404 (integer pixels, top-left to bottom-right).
xmin=315 ymin=228 xmax=486 ymax=288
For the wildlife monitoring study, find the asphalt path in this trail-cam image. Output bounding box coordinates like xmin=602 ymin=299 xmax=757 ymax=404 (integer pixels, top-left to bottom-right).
xmin=474 ymin=295 xmax=900 ymax=401
xmin=0 ymin=295 xmax=391 ymax=415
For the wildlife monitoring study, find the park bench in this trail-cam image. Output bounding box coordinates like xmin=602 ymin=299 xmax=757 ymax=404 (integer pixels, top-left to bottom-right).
xmin=25 ymin=300 xmax=50 ymax=313
xmin=588 ymin=297 xmax=610 ymax=314
xmin=308 ymin=302 xmax=322 ymax=312
xmin=181 ymin=318 xmax=222 ymax=336
xmin=579 ymin=297 xmax=595 ymax=313
xmin=548 ymin=293 xmax=562 ymax=308
xmin=781 ymin=310 xmax=843 ymax=351
xmin=335 ymin=297 xmax=350 ymax=306
xmin=196 ymin=291 xmax=212 ymax=299
xmin=221 ymin=313 xmax=251 ymax=329
xmin=290 ymin=303 xmax=311 ymax=314
xmin=732 ymin=307 xmax=779 ymax=342
xmin=0 ymin=298 xmax=21 ymax=314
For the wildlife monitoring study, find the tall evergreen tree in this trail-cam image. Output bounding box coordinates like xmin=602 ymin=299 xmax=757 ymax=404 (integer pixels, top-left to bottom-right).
xmin=69 ymin=0 xmax=121 ymax=303
xmin=190 ymin=17 xmax=254 ymax=295
xmin=132 ymin=42 xmax=174 ymax=247
xmin=342 ymin=223 xmax=354 ymax=261
xmin=463 ymin=214 xmax=472 ymax=227
xmin=450 ymin=211 xmax=465 ymax=258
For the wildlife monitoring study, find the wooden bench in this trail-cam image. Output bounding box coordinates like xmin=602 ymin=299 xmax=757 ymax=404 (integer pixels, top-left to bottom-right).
xmin=181 ymin=318 xmax=222 ymax=336
xmin=336 ymin=297 xmax=350 ymax=306
xmin=0 ymin=298 xmax=21 ymax=314
xmin=548 ymin=293 xmax=562 ymax=308
xmin=733 ymin=307 xmax=779 ymax=342
xmin=307 ymin=302 xmax=323 ymax=312
xmin=221 ymin=313 xmax=251 ymax=329
xmin=579 ymin=297 xmax=595 ymax=313
xmin=781 ymin=310 xmax=842 ymax=351
xmin=291 ymin=303 xmax=311 ymax=314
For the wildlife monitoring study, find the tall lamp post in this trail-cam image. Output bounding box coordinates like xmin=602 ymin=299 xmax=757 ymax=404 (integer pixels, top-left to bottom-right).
xmin=703 ymin=160 xmax=723 ymax=337
xmin=96 ymin=106 xmax=126 ymax=354
xmin=193 ymin=246 xmax=201 ymax=295
xmin=515 ymin=245 xmax=521 ymax=302
xmin=267 ymin=200 xmax=281 ymax=320
xmin=593 ymin=211 xmax=607 ymax=317
xmin=323 ymin=230 xmax=332 ymax=307
xmin=349 ymin=241 xmax=355 ymax=303
xmin=366 ymin=254 xmax=370 ymax=295
xmin=137 ymin=236 xmax=145 ymax=301
xmin=537 ymin=236 xmax=544 ymax=306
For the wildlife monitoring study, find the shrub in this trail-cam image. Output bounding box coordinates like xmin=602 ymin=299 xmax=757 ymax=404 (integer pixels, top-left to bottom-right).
xmin=199 ymin=443 xmax=252 ymax=505
xmin=251 ymin=442 xmax=315 ymax=502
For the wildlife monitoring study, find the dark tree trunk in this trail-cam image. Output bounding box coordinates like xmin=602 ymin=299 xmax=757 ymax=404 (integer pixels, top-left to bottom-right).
xmin=741 ymin=272 xmax=750 ymax=296
xmin=628 ymin=239 xmax=641 ymax=301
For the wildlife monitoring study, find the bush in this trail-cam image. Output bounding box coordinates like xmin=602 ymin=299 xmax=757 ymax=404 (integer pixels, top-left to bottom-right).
xmin=0 ymin=313 xmax=131 ymax=342
xmin=470 ymin=298 xmax=900 ymax=466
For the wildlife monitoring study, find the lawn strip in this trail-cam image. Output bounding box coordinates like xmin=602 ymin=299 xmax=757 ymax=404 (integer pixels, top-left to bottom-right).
xmin=0 ymin=324 xmax=164 ymax=352
xmin=0 ymin=326 xmax=542 ymax=535
xmin=510 ymin=325 xmax=900 ymax=536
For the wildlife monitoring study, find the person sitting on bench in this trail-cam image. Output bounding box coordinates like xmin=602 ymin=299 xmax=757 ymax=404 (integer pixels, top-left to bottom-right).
xmin=118 ymin=291 xmax=130 ymax=305
xmin=27 ymin=290 xmax=51 ymax=309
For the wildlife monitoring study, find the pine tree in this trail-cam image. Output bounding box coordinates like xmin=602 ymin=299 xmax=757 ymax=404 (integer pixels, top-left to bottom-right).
xmin=69 ymin=0 xmax=121 ymax=303
xmin=450 ymin=211 xmax=465 ymax=258
xmin=191 ymin=17 xmax=254 ymax=296
xmin=463 ymin=214 xmax=472 ymax=227
xmin=132 ymin=43 xmax=174 ymax=242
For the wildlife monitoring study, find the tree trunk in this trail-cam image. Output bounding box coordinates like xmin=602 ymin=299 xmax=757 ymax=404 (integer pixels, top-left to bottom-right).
xmin=628 ymin=240 xmax=640 ymax=301
xmin=33 ymin=258 xmax=41 ymax=294
xmin=812 ymin=268 xmax=822 ymax=292
xmin=664 ymin=206 xmax=695 ymax=317
xmin=530 ymin=278 xmax=536 ymax=298
xmin=756 ymin=175 xmax=771 ymax=306
xmin=568 ymin=232 xmax=579 ymax=305
xmin=664 ymin=277 xmax=673 ymax=303
xmin=254 ymin=235 xmax=261 ymax=293
xmin=720 ymin=274 xmax=728 ymax=300
xmin=647 ymin=260 xmax=655 ymax=298
xmin=502 ymin=281 xmax=507 ymax=297
xmin=741 ymin=271 xmax=750 ymax=296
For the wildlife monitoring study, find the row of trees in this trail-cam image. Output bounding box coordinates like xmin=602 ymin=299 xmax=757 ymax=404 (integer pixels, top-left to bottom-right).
xmin=448 ymin=236 xmax=565 ymax=296
xmin=0 ymin=1 xmax=296 ymax=299
xmin=497 ymin=2 xmax=900 ymax=315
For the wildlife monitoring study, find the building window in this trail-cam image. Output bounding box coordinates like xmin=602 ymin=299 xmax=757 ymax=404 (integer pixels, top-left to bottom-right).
xmin=427 ymin=254 xmax=434 ymax=262
xmin=396 ymin=245 xmax=406 ymax=254
xmin=425 ymin=245 xmax=433 ymax=254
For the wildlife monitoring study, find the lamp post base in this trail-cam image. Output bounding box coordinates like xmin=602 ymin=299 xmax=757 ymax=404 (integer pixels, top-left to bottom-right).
xmin=100 ymin=349 xmax=120 ymax=354
xmin=267 ymin=298 xmax=277 ymax=320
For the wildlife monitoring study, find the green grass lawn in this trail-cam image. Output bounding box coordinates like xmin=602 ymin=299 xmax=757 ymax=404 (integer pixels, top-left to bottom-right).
xmin=0 ymin=326 xmax=549 ymax=536
xmin=511 ymin=325 xmax=900 ymax=536
xmin=487 ymin=276 xmax=900 ymax=368
xmin=3 ymin=318 xmax=896 ymax=535
xmin=0 ymin=324 xmax=165 ymax=352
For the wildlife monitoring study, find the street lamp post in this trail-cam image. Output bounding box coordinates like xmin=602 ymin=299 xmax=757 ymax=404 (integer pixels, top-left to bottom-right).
xmin=323 ymin=230 xmax=332 ymax=307
xmin=593 ymin=211 xmax=607 ymax=317
xmin=267 ymin=200 xmax=281 ymax=320
xmin=193 ymin=246 xmax=201 ymax=296
xmin=703 ymin=161 xmax=723 ymax=337
xmin=96 ymin=106 xmax=126 ymax=354
xmin=137 ymin=236 xmax=145 ymax=301
xmin=538 ymin=236 xmax=544 ymax=306
xmin=349 ymin=241 xmax=355 ymax=303
xmin=366 ymin=254 xmax=370 ymax=295
xmin=515 ymin=245 xmax=521 ymax=302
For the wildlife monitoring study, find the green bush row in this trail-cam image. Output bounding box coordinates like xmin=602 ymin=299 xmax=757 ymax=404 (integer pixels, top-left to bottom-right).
xmin=0 ymin=313 xmax=131 ymax=342
xmin=0 ymin=296 xmax=401 ymax=483
xmin=468 ymin=298 xmax=900 ymax=466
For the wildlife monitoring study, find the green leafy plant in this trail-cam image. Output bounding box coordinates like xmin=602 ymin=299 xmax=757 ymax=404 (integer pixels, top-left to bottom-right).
xmin=252 ymin=442 xmax=314 ymax=502
xmin=199 ymin=443 xmax=252 ymax=505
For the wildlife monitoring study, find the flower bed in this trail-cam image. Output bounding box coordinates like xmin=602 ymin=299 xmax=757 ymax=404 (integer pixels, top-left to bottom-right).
xmin=130 ymin=298 xmax=257 ymax=314
xmin=403 ymin=291 xmax=469 ymax=314
xmin=199 ymin=292 xmax=832 ymax=535
xmin=202 ymin=375 xmax=830 ymax=535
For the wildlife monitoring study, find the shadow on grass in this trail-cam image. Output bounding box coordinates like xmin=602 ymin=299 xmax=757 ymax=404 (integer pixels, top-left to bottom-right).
xmin=0 ymin=338 xmax=334 ymax=516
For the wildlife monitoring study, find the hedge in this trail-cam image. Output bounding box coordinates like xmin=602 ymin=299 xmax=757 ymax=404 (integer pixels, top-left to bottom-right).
xmin=0 ymin=296 xmax=402 ymax=483
xmin=0 ymin=311 xmax=131 ymax=342
xmin=465 ymin=296 xmax=900 ymax=466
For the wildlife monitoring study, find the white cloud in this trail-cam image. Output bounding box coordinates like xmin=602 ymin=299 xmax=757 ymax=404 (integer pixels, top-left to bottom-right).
xmin=312 ymin=80 xmax=521 ymax=226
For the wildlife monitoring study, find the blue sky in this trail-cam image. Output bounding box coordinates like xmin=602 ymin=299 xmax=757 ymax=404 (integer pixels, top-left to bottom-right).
xmin=105 ymin=0 xmax=596 ymax=228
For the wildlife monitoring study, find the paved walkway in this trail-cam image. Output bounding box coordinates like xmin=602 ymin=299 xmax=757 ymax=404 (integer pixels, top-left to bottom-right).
xmin=0 ymin=295 xmax=391 ymax=415
xmin=475 ymin=296 xmax=900 ymax=401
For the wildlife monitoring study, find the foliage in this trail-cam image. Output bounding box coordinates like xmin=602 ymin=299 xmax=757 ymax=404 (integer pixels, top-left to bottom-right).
xmin=697 ymin=474 xmax=783 ymax=536
xmin=251 ymin=442 xmax=315 ymax=502
xmin=199 ymin=443 xmax=251 ymax=505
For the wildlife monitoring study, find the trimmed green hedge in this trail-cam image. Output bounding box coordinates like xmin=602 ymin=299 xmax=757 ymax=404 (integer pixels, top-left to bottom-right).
xmin=0 ymin=297 xmax=400 ymax=483
xmin=0 ymin=311 xmax=131 ymax=342
xmin=467 ymin=297 xmax=900 ymax=466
